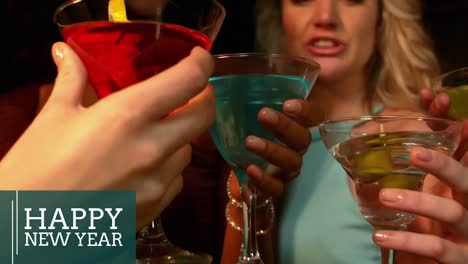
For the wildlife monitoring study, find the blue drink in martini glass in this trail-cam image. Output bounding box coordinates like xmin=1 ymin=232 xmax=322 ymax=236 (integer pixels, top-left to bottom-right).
xmin=209 ymin=53 xmax=319 ymax=264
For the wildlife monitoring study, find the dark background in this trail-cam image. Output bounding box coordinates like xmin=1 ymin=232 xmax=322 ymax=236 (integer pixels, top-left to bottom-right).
xmin=0 ymin=0 xmax=468 ymax=90
xmin=424 ymin=0 xmax=468 ymax=71
xmin=6 ymin=0 xmax=468 ymax=91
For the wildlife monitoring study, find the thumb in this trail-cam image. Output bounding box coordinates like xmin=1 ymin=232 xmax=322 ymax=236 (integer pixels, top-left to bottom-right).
xmin=49 ymin=42 xmax=88 ymax=108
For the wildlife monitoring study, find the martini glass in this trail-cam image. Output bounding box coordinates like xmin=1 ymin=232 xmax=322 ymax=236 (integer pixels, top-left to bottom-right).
xmin=319 ymin=115 xmax=463 ymax=264
xmin=431 ymin=66 xmax=468 ymax=120
xmin=53 ymin=0 xmax=225 ymax=263
xmin=209 ymin=53 xmax=320 ymax=264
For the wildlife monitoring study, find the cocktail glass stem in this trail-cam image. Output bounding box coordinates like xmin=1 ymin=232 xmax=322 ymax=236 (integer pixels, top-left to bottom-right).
xmin=137 ymin=217 xmax=172 ymax=257
xmin=376 ymin=226 xmax=394 ymax=264
xmin=137 ymin=217 xmax=212 ymax=263
xmin=238 ymin=182 xmax=264 ymax=264
xmin=380 ymin=247 xmax=391 ymax=264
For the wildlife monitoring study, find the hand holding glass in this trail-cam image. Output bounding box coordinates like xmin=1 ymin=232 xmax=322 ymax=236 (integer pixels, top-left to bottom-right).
xmin=319 ymin=116 xmax=463 ymax=264
xmin=431 ymin=67 xmax=468 ymax=120
xmin=209 ymin=53 xmax=319 ymax=264
xmin=53 ymin=0 xmax=225 ymax=263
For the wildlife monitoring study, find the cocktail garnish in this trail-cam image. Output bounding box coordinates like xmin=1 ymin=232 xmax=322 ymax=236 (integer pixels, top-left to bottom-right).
xmin=378 ymin=173 xmax=421 ymax=189
xmin=355 ymin=147 xmax=392 ymax=183
xmin=108 ymin=0 xmax=128 ymax=22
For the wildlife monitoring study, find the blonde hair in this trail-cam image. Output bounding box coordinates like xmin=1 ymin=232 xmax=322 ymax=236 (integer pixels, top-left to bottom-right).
xmin=256 ymin=0 xmax=440 ymax=111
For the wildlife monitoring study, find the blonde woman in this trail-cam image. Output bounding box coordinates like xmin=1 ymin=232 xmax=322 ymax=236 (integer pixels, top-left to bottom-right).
xmin=222 ymin=0 xmax=468 ymax=263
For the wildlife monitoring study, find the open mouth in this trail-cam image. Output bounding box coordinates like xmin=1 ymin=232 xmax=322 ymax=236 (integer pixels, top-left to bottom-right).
xmin=307 ymin=38 xmax=345 ymax=56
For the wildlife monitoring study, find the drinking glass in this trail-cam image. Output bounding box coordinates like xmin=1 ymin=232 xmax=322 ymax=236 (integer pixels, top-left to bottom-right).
xmin=431 ymin=66 xmax=468 ymax=120
xmin=209 ymin=53 xmax=320 ymax=263
xmin=319 ymin=115 xmax=463 ymax=264
xmin=53 ymin=0 xmax=225 ymax=263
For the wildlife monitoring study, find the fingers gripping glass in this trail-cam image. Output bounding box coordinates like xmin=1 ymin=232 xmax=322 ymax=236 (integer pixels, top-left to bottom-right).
xmin=319 ymin=115 xmax=463 ymax=264
xmin=53 ymin=0 xmax=225 ymax=263
xmin=208 ymin=53 xmax=319 ymax=264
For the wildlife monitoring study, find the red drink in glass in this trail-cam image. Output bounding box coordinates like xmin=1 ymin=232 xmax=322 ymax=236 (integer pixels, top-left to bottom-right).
xmin=62 ymin=22 xmax=211 ymax=98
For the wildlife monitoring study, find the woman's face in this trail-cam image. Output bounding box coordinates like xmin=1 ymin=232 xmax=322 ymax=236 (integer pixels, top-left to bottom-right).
xmin=282 ymin=0 xmax=379 ymax=82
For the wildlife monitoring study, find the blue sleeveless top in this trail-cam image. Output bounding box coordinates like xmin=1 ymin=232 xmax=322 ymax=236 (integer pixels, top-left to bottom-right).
xmin=278 ymin=127 xmax=381 ymax=263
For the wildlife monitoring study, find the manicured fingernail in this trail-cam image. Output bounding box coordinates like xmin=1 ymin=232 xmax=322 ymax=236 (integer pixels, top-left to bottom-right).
xmin=259 ymin=108 xmax=278 ymax=124
xmin=245 ymin=135 xmax=266 ymax=151
xmin=284 ymin=101 xmax=302 ymax=115
xmin=415 ymin=148 xmax=432 ymax=162
xmin=380 ymin=189 xmax=403 ymax=203
xmin=373 ymin=231 xmax=391 ymax=243
xmin=54 ymin=43 xmax=65 ymax=60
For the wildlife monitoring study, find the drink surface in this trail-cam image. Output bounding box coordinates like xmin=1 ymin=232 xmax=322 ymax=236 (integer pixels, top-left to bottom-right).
xmin=331 ymin=131 xmax=454 ymax=229
xmin=62 ymin=21 xmax=211 ymax=98
xmin=445 ymin=85 xmax=468 ymax=120
xmin=209 ymin=74 xmax=311 ymax=182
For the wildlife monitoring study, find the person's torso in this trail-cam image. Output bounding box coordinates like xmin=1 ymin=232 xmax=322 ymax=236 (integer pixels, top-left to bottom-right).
xmin=278 ymin=128 xmax=381 ymax=264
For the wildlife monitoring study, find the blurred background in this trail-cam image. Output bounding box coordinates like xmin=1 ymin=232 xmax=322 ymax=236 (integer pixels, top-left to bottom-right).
xmin=5 ymin=0 xmax=468 ymax=90
xmin=423 ymin=0 xmax=468 ymax=71
xmin=212 ymin=0 xmax=468 ymax=72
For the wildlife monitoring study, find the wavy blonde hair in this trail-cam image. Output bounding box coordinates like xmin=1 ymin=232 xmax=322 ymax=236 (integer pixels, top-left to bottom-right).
xmin=256 ymin=0 xmax=440 ymax=111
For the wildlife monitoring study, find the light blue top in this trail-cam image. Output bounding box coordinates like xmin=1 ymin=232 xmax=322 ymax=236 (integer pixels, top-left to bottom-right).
xmin=278 ymin=128 xmax=381 ymax=263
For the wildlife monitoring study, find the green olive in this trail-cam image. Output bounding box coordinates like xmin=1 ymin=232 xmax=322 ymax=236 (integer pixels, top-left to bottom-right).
xmin=354 ymin=147 xmax=392 ymax=183
xmin=378 ymin=173 xmax=421 ymax=190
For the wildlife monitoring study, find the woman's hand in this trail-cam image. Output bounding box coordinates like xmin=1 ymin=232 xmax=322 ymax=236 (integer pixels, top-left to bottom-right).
xmin=420 ymin=88 xmax=451 ymax=118
xmin=421 ymin=89 xmax=468 ymax=160
xmin=244 ymin=99 xmax=323 ymax=196
xmin=0 ymin=42 xmax=215 ymax=229
xmin=373 ymin=142 xmax=468 ymax=263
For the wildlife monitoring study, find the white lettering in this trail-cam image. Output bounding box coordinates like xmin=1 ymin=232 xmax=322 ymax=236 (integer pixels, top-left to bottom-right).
xmin=75 ymin=232 xmax=86 ymax=246
xmin=112 ymin=232 xmax=122 ymax=246
xmin=48 ymin=209 xmax=69 ymax=230
xmin=38 ymin=232 xmax=49 ymax=246
xmin=89 ymin=209 xmax=104 ymax=230
xmin=87 ymin=232 xmax=98 ymax=246
xmin=24 ymin=208 xmax=47 ymax=230
xmin=24 ymin=232 xmax=37 ymax=246
xmin=50 ymin=232 xmax=71 ymax=246
xmin=71 ymin=208 xmax=86 ymax=230
xmin=105 ymin=208 xmax=122 ymax=230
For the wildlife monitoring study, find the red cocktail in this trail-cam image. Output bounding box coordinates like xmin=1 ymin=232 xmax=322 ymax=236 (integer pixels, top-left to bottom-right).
xmin=53 ymin=0 xmax=225 ymax=263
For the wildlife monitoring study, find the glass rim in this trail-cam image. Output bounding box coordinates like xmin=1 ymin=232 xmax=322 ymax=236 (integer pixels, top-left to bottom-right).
xmin=53 ymin=0 xmax=226 ymax=29
xmin=212 ymin=53 xmax=320 ymax=69
xmin=319 ymin=115 xmax=457 ymax=128
xmin=431 ymin=66 xmax=468 ymax=86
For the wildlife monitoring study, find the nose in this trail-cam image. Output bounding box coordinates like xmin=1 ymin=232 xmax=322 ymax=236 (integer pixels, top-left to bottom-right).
xmin=312 ymin=0 xmax=338 ymax=29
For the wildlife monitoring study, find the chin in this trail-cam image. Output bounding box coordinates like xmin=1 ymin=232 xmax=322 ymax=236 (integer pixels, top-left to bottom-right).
xmin=309 ymin=57 xmax=344 ymax=77
xmin=316 ymin=65 xmax=348 ymax=83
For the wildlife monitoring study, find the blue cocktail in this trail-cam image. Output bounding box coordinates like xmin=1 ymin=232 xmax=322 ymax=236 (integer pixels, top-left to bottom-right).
xmin=209 ymin=54 xmax=320 ymax=264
